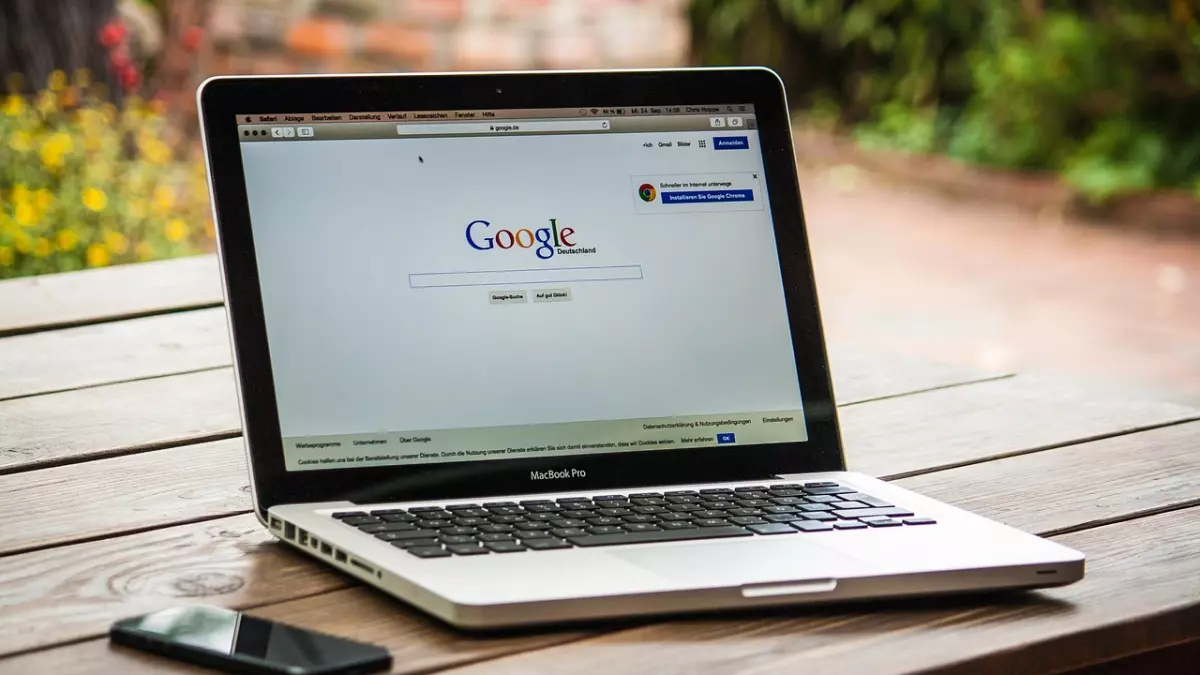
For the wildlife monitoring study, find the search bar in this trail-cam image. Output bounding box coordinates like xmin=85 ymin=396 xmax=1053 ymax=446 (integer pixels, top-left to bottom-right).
xmin=396 ymin=119 xmax=610 ymax=136
xmin=410 ymin=265 xmax=643 ymax=289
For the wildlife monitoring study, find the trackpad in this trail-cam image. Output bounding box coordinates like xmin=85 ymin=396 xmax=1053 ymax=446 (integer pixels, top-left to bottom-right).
xmin=608 ymin=538 xmax=878 ymax=586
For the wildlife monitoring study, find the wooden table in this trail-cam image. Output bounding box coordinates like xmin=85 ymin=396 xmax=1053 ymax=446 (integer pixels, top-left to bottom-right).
xmin=1 ymin=255 xmax=1198 ymax=675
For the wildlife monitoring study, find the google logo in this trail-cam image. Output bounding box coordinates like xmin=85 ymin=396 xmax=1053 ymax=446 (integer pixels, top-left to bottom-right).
xmin=638 ymin=183 xmax=657 ymax=202
xmin=465 ymin=218 xmax=577 ymax=260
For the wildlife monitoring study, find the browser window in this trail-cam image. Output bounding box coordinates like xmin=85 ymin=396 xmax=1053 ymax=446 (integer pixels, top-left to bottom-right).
xmin=236 ymin=104 xmax=808 ymax=471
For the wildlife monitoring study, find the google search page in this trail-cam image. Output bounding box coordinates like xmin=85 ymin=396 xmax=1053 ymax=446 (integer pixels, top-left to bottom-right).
xmin=238 ymin=112 xmax=807 ymax=470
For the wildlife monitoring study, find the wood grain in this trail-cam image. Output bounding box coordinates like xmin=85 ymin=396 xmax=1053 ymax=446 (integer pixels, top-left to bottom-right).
xmin=840 ymin=374 xmax=1200 ymax=478
xmin=0 ymin=438 xmax=249 ymax=556
xmin=0 ymin=307 xmax=230 ymax=401
xmin=0 ymin=255 xmax=222 ymax=337
xmin=0 ymin=368 xmax=240 ymax=474
xmin=894 ymin=421 xmax=1200 ymax=535
xmin=0 ymin=513 xmax=349 ymax=657
xmin=404 ymin=507 xmax=1200 ymax=675
xmin=1 ymin=420 xmax=1196 ymax=665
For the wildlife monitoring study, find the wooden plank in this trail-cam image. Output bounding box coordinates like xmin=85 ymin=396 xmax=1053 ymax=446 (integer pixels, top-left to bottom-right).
xmin=894 ymin=421 xmax=1200 ymax=536
xmin=826 ymin=342 xmax=1009 ymax=405
xmin=6 ymin=505 xmax=1196 ymax=675
xmin=0 ymin=369 xmax=240 ymax=474
xmin=1 ymin=421 xmax=1196 ymax=665
xmin=396 ymin=508 xmax=1200 ymax=675
xmin=0 ymin=255 xmax=222 ymax=337
xmin=0 ymin=438 xmax=249 ymax=556
xmin=840 ymin=375 xmax=1200 ymax=478
xmin=0 ymin=308 xmax=231 ymax=401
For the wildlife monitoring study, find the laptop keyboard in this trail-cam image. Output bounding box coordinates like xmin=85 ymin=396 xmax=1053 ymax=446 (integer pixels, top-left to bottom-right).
xmin=327 ymin=482 xmax=934 ymax=558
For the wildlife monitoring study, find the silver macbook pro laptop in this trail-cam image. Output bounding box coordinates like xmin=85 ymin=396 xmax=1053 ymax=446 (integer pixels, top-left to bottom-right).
xmin=198 ymin=68 xmax=1084 ymax=629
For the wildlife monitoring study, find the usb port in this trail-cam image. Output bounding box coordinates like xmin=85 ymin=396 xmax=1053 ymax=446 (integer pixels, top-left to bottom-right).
xmin=320 ymin=541 xmax=333 ymax=556
xmin=350 ymin=559 xmax=374 ymax=574
xmin=334 ymin=549 xmax=347 ymax=563
xmin=283 ymin=522 xmax=296 ymax=540
xmin=297 ymin=529 xmax=308 ymax=546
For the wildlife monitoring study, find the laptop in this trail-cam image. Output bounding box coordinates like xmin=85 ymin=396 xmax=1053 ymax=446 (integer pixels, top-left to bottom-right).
xmin=197 ymin=68 xmax=1084 ymax=629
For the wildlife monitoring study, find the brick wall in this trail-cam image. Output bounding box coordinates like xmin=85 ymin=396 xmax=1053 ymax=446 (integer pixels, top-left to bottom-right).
xmin=206 ymin=0 xmax=690 ymax=76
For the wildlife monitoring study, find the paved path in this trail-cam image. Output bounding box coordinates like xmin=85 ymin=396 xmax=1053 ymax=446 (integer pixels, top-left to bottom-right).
xmin=801 ymin=168 xmax=1200 ymax=406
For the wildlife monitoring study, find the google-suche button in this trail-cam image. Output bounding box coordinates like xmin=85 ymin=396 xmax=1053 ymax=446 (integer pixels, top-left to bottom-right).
xmin=713 ymin=136 xmax=749 ymax=150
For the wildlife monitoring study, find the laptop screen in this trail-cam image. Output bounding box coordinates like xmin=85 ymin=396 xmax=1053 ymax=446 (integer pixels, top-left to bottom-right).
xmin=235 ymin=104 xmax=807 ymax=472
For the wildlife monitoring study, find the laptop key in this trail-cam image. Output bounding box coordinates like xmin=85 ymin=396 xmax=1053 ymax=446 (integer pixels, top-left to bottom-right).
xmin=560 ymin=510 xmax=595 ymax=519
xmin=587 ymin=516 xmax=624 ymax=526
xmin=478 ymin=524 xmax=515 ymax=533
xmin=748 ymin=523 xmax=796 ymax=535
xmin=478 ymin=533 xmax=514 ymax=542
xmin=390 ymin=537 xmax=440 ymax=548
xmin=622 ymin=514 xmax=660 ymax=523
xmin=904 ymin=517 xmax=937 ymax=525
xmin=440 ymin=535 xmax=479 ymax=545
xmin=375 ymin=531 xmax=423 ymax=542
xmin=358 ymin=522 xmax=416 ymax=533
xmin=660 ymin=521 xmax=697 ymax=530
xmin=664 ymin=490 xmax=698 ymax=496
xmin=454 ymin=517 xmax=489 ymax=526
xmin=446 ymin=503 xmax=481 ymax=511
xmin=792 ymin=521 xmax=834 ymax=532
xmin=734 ymin=486 xmax=768 ymax=492
xmin=702 ymin=501 xmax=736 ymax=510
xmin=453 ymin=508 xmax=489 ymax=518
xmin=698 ymin=488 xmax=732 ymax=495
xmin=802 ymin=504 xmax=836 ymax=512
xmin=765 ymin=513 xmax=802 ymax=523
xmin=592 ymin=494 xmax=626 ymax=501
xmin=832 ymin=501 xmax=868 ymax=510
xmin=736 ymin=499 xmax=770 ymax=507
xmin=844 ymin=494 xmax=894 ymax=508
xmin=331 ymin=511 xmax=367 ymax=519
xmin=446 ymin=544 xmax=489 ymax=556
xmin=586 ymin=526 xmax=625 ymax=535
xmin=622 ymin=523 xmax=661 ymax=532
xmin=523 ymin=504 xmax=561 ymax=513
xmin=693 ymin=518 xmax=729 ymax=528
xmin=381 ymin=529 xmax=439 ymax=540
xmin=569 ymin=525 xmax=752 ymax=547
xmin=804 ymin=482 xmax=839 ymax=488
xmin=805 ymin=486 xmax=854 ymax=495
xmin=485 ymin=541 xmax=527 ymax=553
xmin=803 ymin=512 xmax=837 ymax=521
xmin=632 ymin=505 xmax=667 ymax=514
xmin=381 ymin=513 xmax=419 ymax=523
xmin=482 ymin=501 xmax=516 ymax=508
xmin=517 ymin=530 xmax=553 ymax=540
xmin=416 ymin=519 xmax=454 ymax=529
xmin=833 ymin=507 xmax=914 ymax=519
xmin=550 ymin=528 xmax=588 ymax=538
xmin=833 ymin=520 xmax=868 ymax=530
xmin=693 ymin=510 xmax=728 ymax=519
xmin=659 ymin=512 xmax=695 ymax=521
xmin=867 ymin=518 xmax=903 ymax=527
xmin=550 ymin=519 xmax=587 ymax=528
xmin=729 ymin=516 xmax=767 ymax=526
xmin=806 ymin=495 xmax=840 ymax=503
xmin=631 ymin=497 xmax=667 ymax=506
xmin=725 ymin=508 xmax=762 ymax=517
xmin=762 ymin=505 xmax=798 ymax=514
xmin=668 ymin=503 xmax=702 ymax=512
xmin=628 ymin=492 xmax=662 ymax=498
xmin=518 ymin=500 xmax=554 ymax=506
xmin=440 ymin=527 xmax=479 ymax=536
xmin=524 ymin=538 xmax=572 ymax=551
xmin=596 ymin=508 xmax=632 ymax=517
xmin=407 ymin=546 xmax=451 ymax=558
xmin=487 ymin=506 xmax=525 ymax=516
xmin=408 ymin=506 xmax=445 ymax=513
xmin=488 ymin=515 xmax=526 ymax=524
xmin=341 ymin=516 xmax=382 ymax=526
xmin=515 ymin=522 xmax=552 ymax=531
xmin=368 ymin=509 xmax=406 ymax=516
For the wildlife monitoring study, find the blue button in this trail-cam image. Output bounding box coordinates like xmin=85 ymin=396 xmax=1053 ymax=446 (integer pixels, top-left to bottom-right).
xmin=713 ymin=136 xmax=749 ymax=150
xmin=661 ymin=189 xmax=753 ymax=204
xmin=716 ymin=433 xmax=736 ymax=444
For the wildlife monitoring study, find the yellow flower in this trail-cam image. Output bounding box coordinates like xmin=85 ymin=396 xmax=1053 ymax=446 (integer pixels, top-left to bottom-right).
xmin=153 ymin=185 xmax=176 ymax=213
xmin=12 ymin=183 xmax=30 ymax=204
xmin=56 ymin=229 xmax=79 ymax=251
xmin=104 ymin=229 xmax=129 ymax=254
xmin=14 ymin=202 xmax=38 ymax=227
xmin=35 ymin=91 xmax=56 ymax=115
xmin=86 ymin=243 xmax=109 ymax=267
xmin=8 ymin=130 xmax=31 ymax=152
xmin=48 ymin=70 xmax=67 ymax=92
xmin=0 ymin=245 xmax=13 ymax=266
xmin=34 ymin=188 xmax=54 ymax=211
xmin=82 ymin=186 xmax=108 ymax=212
xmin=3 ymin=95 xmax=23 ymax=116
xmin=139 ymin=136 xmax=172 ymax=164
xmin=135 ymin=241 xmax=155 ymax=261
xmin=13 ymin=231 xmax=33 ymax=254
xmin=39 ymin=132 xmax=73 ymax=169
xmin=164 ymin=218 xmax=189 ymax=242
xmin=33 ymin=237 xmax=52 ymax=257
xmin=128 ymin=199 xmax=147 ymax=219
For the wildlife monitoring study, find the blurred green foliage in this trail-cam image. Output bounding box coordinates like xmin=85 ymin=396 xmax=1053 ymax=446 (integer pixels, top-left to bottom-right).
xmin=691 ymin=0 xmax=1200 ymax=201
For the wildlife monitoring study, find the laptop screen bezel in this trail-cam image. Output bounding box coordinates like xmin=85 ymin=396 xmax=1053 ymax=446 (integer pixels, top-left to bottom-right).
xmin=198 ymin=68 xmax=845 ymax=515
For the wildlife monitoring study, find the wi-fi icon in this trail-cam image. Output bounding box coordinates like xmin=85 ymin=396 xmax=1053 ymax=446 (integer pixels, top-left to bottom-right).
xmin=590 ymin=108 xmax=599 ymax=115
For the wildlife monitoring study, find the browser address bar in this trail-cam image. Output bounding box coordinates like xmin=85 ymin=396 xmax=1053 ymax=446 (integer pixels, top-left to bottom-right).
xmin=396 ymin=119 xmax=611 ymax=136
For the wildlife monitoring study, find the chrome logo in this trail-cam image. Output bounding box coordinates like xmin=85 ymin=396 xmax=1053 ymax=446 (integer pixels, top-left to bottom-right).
xmin=638 ymin=183 xmax=657 ymax=202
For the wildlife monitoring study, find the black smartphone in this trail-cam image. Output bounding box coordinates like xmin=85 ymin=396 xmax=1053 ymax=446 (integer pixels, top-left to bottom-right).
xmin=110 ymin=606 xmax=392 ymax=675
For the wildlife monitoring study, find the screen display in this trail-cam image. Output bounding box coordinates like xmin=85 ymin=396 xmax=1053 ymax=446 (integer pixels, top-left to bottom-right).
xmin=114 ymin=606 xmax=388 ymax=670
xmin=235 ymin=104 xmax=807 ymax=471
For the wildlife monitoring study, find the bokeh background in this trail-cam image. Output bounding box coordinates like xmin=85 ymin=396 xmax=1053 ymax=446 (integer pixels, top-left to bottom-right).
xmin=2 ymin=0 xmax=1198 ymax=404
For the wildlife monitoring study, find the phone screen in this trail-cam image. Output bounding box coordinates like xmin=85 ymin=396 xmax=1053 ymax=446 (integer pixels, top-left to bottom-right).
xmin=111 ymin=606 xmax=391 ymax=674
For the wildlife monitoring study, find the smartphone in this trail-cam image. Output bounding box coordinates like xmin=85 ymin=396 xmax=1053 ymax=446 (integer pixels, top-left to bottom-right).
xmin=110 ymin=605 xmax=392 ymax=675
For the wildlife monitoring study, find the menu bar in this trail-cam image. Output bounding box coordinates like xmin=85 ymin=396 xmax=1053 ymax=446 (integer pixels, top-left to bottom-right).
xmin=234 ymin=104 xmax=755 ymax=125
